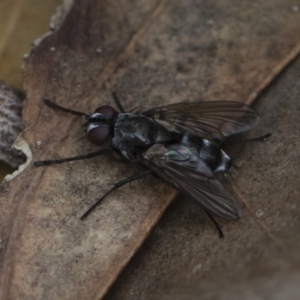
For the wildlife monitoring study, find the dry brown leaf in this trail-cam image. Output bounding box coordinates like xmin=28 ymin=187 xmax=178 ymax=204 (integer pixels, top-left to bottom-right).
xmin=105 ymin=53 xmax=300 ymax=300
xmin=0 ymin=0 xmax=300 ymax=299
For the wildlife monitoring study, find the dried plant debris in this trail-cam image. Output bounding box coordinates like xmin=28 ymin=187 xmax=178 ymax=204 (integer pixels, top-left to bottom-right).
xmin=0 ymin=80 xmax=25 ymax=168
xmin=50 ymin=0 xmax=74 ymax=31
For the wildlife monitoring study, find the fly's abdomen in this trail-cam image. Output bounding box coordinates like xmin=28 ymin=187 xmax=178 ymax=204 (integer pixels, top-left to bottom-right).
xmin=197 ymin=139 xmax=231 ymax=172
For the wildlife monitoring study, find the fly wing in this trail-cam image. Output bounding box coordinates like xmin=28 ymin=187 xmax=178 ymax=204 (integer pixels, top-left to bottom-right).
xmin=142 ymin=101 xmax=259 ymax=140
xmin=143 ymin=144 xmax=242 ymax=219
xmin=130 ymin=106 xmax=148 ymax=114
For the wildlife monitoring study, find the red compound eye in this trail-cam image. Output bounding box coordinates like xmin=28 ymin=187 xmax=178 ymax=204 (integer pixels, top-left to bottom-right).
xmin=87 ymin=105 xmax=116 ymax=145
xmin=94 ymin=105 xmax=115 ymax=117
xmin=87 ymin=125 xmax=110 ymax=146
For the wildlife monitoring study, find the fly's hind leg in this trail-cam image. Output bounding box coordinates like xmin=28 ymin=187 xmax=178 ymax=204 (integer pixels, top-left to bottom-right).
xmin=80 ymin=169 xmax=152 ymax=220
xmin=220 ymin=133 xmax=271 ymax=148
xmin=221 ymin=133 xmax=271 ymax=166
xmin=242 ymin=133 xmax=271 ymax=143
xmin=205 ymin=210 xmax=224 ymax=238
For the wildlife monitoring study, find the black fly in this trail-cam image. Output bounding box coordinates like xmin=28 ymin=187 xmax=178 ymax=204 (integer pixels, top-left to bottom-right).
xmin=34 ymin=95 xmax=262 ymax=236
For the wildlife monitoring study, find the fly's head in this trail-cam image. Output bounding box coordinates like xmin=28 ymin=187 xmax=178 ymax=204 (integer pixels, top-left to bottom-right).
xmin=86 ymin=105 xmax=117 ymax=146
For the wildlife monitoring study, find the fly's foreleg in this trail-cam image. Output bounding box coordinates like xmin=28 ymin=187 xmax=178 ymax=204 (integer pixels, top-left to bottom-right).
xmin=34 ymin=149 xmax=110 ymax=166
xmin=43 ymin=99 xmax=89 ymax=117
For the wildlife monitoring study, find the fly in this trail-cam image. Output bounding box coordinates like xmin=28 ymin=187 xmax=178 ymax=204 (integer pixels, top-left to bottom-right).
xmin=34 ymin=94 xmax=266 ymax=236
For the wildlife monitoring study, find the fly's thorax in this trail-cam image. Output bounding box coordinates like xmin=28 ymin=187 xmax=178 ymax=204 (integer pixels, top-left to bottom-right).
xmin=112 ymin=113 xmax=157 ymax=149
xmin=111 ymin=113 xmax=179 ymax=151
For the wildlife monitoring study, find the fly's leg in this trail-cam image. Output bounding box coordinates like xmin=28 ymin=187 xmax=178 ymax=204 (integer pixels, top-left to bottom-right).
xmin=34 ymin=149 xmax=110 ymax=166
xmin=241 ymin=133 xmax=271 ymax=143
xmin=112 ymin=92 xmax=125 ymax=113
xmin=43 ymin=99 xmax=89 ymax=117
xmin=219 ymin=133 xmax=271 ymax=147
xmin=34 ymin=99 xmax=99 ymax=165
xmin=230 ymin=133 xmax=271 ymax=166
xmin=80 ymin=169 xmax=152 ymax=220
xmin=205 ymin=210 xmax=224 ymax=238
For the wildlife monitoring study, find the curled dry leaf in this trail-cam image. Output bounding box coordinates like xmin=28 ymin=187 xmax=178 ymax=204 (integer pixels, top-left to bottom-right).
xmin=0 ymin=80 xmax=25 ymax=168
